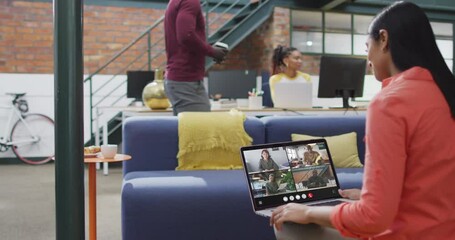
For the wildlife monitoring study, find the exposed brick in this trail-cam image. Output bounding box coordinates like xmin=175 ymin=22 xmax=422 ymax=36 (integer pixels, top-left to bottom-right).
xmin=0 ymin=1 xmax=324 ymax=75
xmin=33 ymin=28 xmax=52 ymax=35
xmin=16 ymin=27 xmax=34 ymax=34
xmin=2 ymin=19 xmax=21 ymax=26
xmin=35 ymin=54 xmax=53 ymax=61
xmin=0 ymin=13 xmax=14 ymax=19
xmin=33 ymin=41 xmax=51 ymax=48
xmin=14 ymin=40 xmax=34 ymax=47
xmin=15 ymin=53 xmax=34 ymax=60
xmin=15 ymin=65 xmax=35 ymax=72
xmin=0 ymin=66 xmax=16 ymax=72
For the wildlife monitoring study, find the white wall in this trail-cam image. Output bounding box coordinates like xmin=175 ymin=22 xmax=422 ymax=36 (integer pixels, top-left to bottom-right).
xmin=309 ymin=74 xmax=381 ymax=107
xmin=0 ymin=73 xmax=382 ymax=158
xmin=0 ymin=73 xmax=129 ymax=158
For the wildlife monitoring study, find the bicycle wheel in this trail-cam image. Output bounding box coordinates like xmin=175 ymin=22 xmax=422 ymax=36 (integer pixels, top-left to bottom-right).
xmin=10 ymin=114 xmax=55 ymax=165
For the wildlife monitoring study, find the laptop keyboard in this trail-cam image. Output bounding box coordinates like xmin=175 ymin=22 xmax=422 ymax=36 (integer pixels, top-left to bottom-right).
xmin=307 ymin=200 xmax=346 ymax=207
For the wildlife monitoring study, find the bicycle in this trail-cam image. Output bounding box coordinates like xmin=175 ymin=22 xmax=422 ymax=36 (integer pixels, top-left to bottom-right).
xmin=0 ymin=93 xmax=55 ymax=164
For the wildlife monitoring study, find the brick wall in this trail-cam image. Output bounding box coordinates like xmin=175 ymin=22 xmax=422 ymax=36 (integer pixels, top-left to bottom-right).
xmin=0 ymin=0 xmax=163 ymax=75
xmin=211 ymin=16 xmax=273 ymax=73
xmin=213 ymin=6 xmax=321 ymax=76
xmin=0 ymin=1 xmax=320 ymax=76
xmin=0 ymin=1 xmax=53 ymax=73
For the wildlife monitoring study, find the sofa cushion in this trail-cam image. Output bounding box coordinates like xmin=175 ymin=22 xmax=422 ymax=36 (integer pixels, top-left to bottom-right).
xmin=122 ymin=170 xmax=275 ymax=239
xmin=291 ymin=132 xmax=363 ymax=168
xmin=336 ymin=168 xmax=364 ymax=189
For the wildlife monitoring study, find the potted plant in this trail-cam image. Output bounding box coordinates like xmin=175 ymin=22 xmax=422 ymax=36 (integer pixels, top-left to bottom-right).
xmin=280 ymin=171 xmax=296 ymax=191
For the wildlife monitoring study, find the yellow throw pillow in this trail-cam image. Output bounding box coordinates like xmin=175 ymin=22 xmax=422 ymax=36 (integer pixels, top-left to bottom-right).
xmin=291 ymin=132 xmax=363 ymax=168
xmin=177 ymin=110 xmax=252 ymax=170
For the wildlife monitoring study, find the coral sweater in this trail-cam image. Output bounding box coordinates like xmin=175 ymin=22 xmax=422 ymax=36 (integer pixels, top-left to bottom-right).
xmin=164 ymin=0 xmax=215 ymax=81
xmin=330 ymin=67 xmax=455 ymax=239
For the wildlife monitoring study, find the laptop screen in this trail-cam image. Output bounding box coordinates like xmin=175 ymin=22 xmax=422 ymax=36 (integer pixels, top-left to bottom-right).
xmin=240 ymin=139 xmax=342 ymax=211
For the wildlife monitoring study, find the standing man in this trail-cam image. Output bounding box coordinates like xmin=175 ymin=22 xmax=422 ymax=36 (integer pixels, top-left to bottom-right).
xmin=164 ymin=0 xmax=228 ymax=115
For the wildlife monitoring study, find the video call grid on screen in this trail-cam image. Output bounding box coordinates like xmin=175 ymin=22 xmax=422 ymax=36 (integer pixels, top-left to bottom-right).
xmin=242 ymin=140 xmax=341 ymax=210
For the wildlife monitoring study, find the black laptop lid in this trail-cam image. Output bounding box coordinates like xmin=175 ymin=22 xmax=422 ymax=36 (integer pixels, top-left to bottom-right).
xmin=240 ymin=139 xmax=343 ymax=211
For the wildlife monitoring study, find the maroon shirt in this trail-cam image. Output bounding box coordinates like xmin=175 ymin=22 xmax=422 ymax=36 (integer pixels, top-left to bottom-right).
xmin=164 ymin=0 xmax=215 ymax=81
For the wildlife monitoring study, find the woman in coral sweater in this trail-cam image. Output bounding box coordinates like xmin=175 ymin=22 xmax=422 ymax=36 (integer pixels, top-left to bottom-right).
xmin=270 ymin=2 xmax=455 ymax=239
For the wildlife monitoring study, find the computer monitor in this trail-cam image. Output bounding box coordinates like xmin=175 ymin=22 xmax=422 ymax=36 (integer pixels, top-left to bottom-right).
xmin=318 ymin=56 xmax=367 ymax=108
xmin=127 ymin=70 xmax=155 ymax=101
xmin=207 ymin=70 xmax=257 ymax=99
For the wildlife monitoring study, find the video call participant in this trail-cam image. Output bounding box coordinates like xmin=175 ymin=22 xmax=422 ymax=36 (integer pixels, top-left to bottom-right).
xmin=258 ymin=149 xmax=279 ymax=179
xmin=269 ymin=45 xmax=312 ymax=104
xmin=265 ymin=173 xmax=279 ymax=195
xmin=306 ymin=170 xmax=326 ymax=189
xmin=271 ymin=2 xmax=455 ymax=239
xmin=164 ymin=0 xmax=228 ymax=116
xmin=303 ymin=145 xmax=321 ymax=165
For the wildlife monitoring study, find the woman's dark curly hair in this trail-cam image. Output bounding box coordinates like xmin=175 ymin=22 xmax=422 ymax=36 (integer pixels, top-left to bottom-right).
xmin=271 ymin=45 xmax=298 ymax=75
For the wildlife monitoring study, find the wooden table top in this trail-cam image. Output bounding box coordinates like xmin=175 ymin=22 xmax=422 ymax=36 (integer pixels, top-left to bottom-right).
xmin=84 ymin=153 xmax=132 ymax=163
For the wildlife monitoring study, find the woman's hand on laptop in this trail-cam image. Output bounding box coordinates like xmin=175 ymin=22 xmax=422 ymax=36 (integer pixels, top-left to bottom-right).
xmin=270 ymin=203 xmax=334 ymax=230
xmin=338 ymin=189 xmax=361 ymax=200
xmin=270 ymin=203 xmax=312 ymax=230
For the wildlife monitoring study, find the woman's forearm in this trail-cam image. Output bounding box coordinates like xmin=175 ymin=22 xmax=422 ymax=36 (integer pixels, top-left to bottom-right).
xmin=307 ymin=206 xmax=334 ymax=228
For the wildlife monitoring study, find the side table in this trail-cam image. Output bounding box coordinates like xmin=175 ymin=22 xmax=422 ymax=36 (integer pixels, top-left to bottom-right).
xmin=84 ymin=154 xmax=132 ymax=240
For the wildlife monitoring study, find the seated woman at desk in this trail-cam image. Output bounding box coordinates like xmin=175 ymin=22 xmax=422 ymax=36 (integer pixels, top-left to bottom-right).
xmin=269 ymin=45 xmax=311 ymax=104
xmin=258 ymin=149 xmax=279 ymax=179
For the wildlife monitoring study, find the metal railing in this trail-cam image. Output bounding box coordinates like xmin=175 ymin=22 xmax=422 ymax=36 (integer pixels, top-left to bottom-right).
xmin=83 ymin=0 xmax=251 ymax=144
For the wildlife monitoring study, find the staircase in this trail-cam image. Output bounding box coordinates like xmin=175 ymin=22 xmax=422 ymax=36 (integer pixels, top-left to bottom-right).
xmin=83 ymin=0 xmax=273 ymax=146
xmin=206 ymin=0 xmax=273 ymax=68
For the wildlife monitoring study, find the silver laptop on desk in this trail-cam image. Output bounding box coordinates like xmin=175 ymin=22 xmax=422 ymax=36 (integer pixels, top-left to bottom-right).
xmin=274 ymin=81 xmax=313 ymax=109
xmin=240 ymin=139 xmax=351 ymax=218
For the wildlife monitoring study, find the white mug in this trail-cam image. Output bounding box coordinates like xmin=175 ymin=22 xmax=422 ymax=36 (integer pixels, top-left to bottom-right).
xmin=101 ymin=144 xmax=118 ymax=158
xmin=248 ymin=96 xmax=263 ymax=109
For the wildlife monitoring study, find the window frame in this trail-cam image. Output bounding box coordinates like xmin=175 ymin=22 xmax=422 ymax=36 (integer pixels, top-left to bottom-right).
xmin=290 ymin=9 xmax=454 ymax=71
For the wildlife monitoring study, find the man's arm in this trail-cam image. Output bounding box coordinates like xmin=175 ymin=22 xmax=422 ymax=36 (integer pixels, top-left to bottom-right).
xmin=175 ymin=0 xmax=214 ymax=56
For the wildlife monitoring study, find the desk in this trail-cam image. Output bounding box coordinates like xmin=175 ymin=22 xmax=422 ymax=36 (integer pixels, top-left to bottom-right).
xmin=84 ymin=154 xmax=131 ymax=240
xmin=95 ymin=106 xmax=366 ymax=174
xmin=121 ymin=106 xmax=367 ymax=119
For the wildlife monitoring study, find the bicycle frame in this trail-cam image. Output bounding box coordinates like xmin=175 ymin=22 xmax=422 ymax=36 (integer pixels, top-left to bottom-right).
xmin=0 ymin=104 xmax=39 ymax=146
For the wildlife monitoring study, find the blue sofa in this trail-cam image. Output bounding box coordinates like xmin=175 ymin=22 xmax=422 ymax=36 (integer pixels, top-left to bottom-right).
xmin=122 ymin=115 xmax=366 ymax=240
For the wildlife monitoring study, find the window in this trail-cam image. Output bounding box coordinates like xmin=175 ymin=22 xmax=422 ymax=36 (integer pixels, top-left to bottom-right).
xmin=290 ymin=9 xmax=454 ymax=101
xmin=353 ymin=15 xmax=374 ymax=56
xmin=291 ymin=10 xmax=453 ymax=72
xmin=431 ymin=22 xmax=453 ymax=72
xmin=325 ymin=13 xmax=351 ymax=54
xmin=292 ymin=31 xmax=323 ymax=53
xmin=286 ymin=147 xmax=298 ymax=160
xmin=292 ymin=10 xmax=322 ymax=53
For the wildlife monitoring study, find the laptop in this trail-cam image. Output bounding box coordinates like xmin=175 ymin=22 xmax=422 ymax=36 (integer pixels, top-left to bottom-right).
xmin=240 ymin=139 xmax=351 ymax=217
xmin=273 ymin=81 xmax=313 ymax=109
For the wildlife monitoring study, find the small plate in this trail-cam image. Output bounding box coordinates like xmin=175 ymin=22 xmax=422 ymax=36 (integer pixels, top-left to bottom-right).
xmin=84 ymin=153 xmax=99 ymax=158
